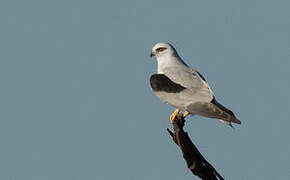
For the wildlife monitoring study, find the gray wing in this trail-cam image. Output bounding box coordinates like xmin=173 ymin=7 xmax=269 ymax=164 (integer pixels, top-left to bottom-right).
xmin=161 ymin=66 xmax=241 ymax=126
xmin=163 ymin=67 xmax=214 ymax=103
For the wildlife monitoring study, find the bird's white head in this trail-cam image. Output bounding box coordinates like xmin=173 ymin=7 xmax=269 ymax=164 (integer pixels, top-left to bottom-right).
xmin=150 ymin=42 xmax=177 ymax=59
xmin=150 ymin=42 xmax=187 ymax=73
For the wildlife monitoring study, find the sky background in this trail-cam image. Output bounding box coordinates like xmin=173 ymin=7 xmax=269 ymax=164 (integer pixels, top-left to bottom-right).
xmin=1 ymin=0 xmax=290 ymax=179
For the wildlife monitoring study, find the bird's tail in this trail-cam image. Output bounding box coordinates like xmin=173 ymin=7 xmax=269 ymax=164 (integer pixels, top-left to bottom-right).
xmin=219 ymin=116 xmax=241 ymax=128
xmin=187 ymin=98 xmax=241 ymax=127
xmin=211 ymin=98 xmax=241 ymax=127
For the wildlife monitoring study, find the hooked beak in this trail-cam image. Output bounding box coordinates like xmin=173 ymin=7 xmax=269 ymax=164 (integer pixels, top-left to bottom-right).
xmin=150 ymin=51 xmax=155 ymax=58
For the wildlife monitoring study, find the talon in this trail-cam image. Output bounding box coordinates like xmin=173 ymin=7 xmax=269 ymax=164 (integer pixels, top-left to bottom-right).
xmin=170 ymin=109 xmax=180 ymax=123
xmin=183 ymin=111 xmax=190 ymax=118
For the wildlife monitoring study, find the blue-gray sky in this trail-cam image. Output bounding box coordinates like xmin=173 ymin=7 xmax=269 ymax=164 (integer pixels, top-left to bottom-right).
xmin=1 ymin=0 xmax=290 ymax=179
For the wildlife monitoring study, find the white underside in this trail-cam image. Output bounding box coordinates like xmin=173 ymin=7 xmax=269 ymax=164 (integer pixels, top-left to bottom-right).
xmin=154 ymin=91 xmax=189 ymax=111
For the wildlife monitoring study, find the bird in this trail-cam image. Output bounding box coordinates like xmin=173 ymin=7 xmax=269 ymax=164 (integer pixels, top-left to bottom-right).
xmin=149 ymin=42 xmax=241 ymax=127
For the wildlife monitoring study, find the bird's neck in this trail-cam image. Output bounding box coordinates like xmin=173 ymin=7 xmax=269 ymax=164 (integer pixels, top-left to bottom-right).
xmin=157 ymin=55 xmax=188 ymax=74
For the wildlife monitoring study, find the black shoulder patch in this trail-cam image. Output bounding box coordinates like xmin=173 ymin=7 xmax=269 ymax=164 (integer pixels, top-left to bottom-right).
xmin=150 ymin=74 xmax=186 ymax=93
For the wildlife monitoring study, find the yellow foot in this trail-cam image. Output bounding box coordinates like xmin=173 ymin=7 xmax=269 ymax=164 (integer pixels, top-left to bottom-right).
xmin=170 ymin=109 xmax=180 ymax=123
xmin=183 ymin=111 xmax=190 ymax=118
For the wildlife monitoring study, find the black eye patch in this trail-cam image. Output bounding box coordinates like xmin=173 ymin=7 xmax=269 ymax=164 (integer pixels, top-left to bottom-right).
xmin=156 ymin=47 xmax=167 ymax=52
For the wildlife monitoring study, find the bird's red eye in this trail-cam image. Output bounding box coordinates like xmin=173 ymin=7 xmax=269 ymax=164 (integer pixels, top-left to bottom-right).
xmin=156 ymin=47 xmax=166 ymax=52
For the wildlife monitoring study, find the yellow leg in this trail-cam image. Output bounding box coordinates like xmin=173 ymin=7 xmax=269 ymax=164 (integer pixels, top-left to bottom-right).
xmin=170 ymin=109 xmax=180 ymax=123
xmin=183 ymin=111 xmax=190 ymax=118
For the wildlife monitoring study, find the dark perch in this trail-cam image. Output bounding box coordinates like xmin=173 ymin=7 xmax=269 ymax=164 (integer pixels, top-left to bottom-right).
xmin=167 ymin=114 xmax=224 ymax=180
